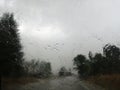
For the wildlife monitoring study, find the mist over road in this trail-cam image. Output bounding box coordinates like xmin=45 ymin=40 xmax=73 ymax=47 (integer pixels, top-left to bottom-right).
xmin=10 ymin=76 xmax=104 ymax=90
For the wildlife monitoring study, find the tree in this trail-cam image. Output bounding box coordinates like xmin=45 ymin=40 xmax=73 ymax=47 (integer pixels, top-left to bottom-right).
xmin=92 ymin=53 xmax=105 ymax=75
xmin=103 ymin=44 xmax=120 ymax=73
xmin=73 ymin=54 xmax=86 ymax=67
xmin=38 ymin=61 xmax=52 ymax=78
xmin=59 ymin=67 xmax=67 ymax=76
xmin=24 ymin=60 xmax=52 ymax=78
xmin=73 ymin=54 xmax=90 ymax=77
xmin=0 ymin=12 xmax=24 ymax=89
xmin=103 ymin=44 xmax=120 ymax=60
xmin=23 ymin=59 xmax=39 ymax=76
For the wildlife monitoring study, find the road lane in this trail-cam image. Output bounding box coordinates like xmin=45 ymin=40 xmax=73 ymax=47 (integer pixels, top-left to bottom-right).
xmin=4 ymin=76 xmax=104 ymax=90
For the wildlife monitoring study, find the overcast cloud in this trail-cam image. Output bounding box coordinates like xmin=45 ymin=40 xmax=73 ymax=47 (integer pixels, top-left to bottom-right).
xmin=0 ymin=0 xmax=120 ymax=72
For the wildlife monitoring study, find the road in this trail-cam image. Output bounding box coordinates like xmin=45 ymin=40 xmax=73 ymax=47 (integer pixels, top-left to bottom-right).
xmin=5 ymin=76 xmax=104 ymax=90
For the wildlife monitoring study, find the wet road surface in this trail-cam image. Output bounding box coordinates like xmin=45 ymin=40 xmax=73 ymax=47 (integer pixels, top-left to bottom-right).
xmin=6 ymin=76 xmax=104 ymax=90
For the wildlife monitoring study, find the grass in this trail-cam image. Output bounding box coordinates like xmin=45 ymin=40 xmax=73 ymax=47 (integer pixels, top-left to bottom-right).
xmin=87 ymin=74 xmax=120 ymax=90
xmin=2 ymin=76 xmax=38 ymax=90
xmin=2 ymin=76 xmax=38 ymax=85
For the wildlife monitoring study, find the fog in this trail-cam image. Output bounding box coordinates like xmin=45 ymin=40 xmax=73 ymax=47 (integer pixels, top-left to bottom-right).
xmin=0 ymin=0 xmax=120 ymax=72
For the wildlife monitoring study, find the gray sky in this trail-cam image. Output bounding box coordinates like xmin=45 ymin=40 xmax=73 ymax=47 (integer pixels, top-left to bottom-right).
xmin=0 ymin=0 xmax=120 ymax=72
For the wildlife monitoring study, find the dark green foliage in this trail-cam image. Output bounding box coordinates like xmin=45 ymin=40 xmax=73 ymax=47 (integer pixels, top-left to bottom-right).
xmin=73 ymin=44 xmax=120 ymax=78
xmin=74 ymin=55 xmax=86 ymax=67
xmin=0 ymin=13 xmax=24 ymax=77
xmin=103 ymin=44 xmax=120 ymax=60
xmin=92 ymin=53 xmax=105 ymax=75
xmin=73 ymin=54 xmax=91 ymax=77
xmin=103 ymin=44 xmax=120 ymax=74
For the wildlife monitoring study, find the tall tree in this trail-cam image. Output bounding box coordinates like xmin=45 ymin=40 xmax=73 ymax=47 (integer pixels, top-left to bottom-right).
xmin=0 ymin=12 xmax=24 ymax=89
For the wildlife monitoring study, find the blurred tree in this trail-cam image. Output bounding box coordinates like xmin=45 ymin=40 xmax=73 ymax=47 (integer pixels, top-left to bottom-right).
xmin=92 ymin=53 xmax=105 ymax=75
xmin=103 ymin=44 xmax=120 ymax=73
xmin=38 ymin=61 xmax=52 ymax=78
xmin=0 ymin=12 xmax=24 ymax=89
xmin=73 ymin=54 xmax=90 ymax=77
xmin=24 ymin=60 xmax=52 ymax=78
xmin=103 ymin=44 xmax=120 ymax=60
xmin=59 ymin=67 xmax=67 ymax=76
xmin=73 ymin=54 xmax=86 ymax=67
xmin=59 ymin=67 xmax=72 ymax=76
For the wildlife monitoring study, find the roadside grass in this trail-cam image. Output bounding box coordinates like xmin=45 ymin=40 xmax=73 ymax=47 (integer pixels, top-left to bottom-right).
xmin=2 ymin=76 xmax=38 ymax=90
xmin=87 ymin=74 xmax=120 ymax=90
xmin=2 ymin=76 xmax=38 ymax=85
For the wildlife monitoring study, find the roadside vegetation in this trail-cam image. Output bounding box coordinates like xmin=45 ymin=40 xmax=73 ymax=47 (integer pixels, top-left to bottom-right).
xmin=23 ymin=60 xmax=52 ymax=78
xmin=73 ymin=44 xmax=120 ymax=90
xmin=87 ymin=74 xmax=120 ymax=90
xmin=0 ymin=12 xmax=52 ymax=90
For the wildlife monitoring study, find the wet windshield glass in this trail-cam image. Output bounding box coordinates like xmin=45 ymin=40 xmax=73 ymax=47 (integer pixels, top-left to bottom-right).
xmin=0 ymin=0 xmax=120 ymax=90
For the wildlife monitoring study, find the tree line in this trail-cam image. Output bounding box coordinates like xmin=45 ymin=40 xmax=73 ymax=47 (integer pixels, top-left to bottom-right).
xmin=73 ymin=44 xmax=120 ymax=78
xmin=24 ymin=59 xmax=52 ymax=78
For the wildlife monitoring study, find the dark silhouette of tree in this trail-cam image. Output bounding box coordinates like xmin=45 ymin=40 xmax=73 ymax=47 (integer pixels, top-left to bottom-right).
xmin=73 ymin=54 xmax=86 ymax=67
xmin=73 ymin=54 xmax=90 ymax=77
xmin=0 ymin=12 xmax=24 ymax=89
xmin=103 ymin=44 xmax=120 ymax=73
xmin=103 ymin=44 xmax=120 ymax=60
xmin=92 ymin=53 xmax=105 ymax=74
